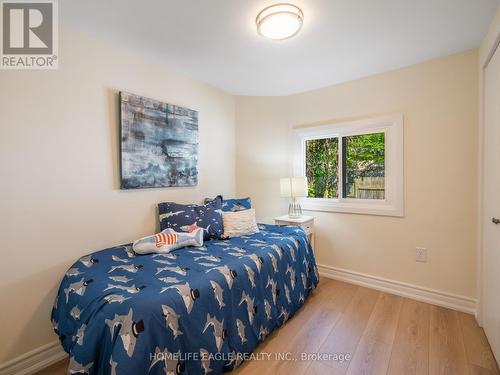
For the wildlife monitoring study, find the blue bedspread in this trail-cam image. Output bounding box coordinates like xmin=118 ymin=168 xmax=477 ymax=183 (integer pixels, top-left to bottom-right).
xmin=51 ymin=224 xmax=319 ymax=375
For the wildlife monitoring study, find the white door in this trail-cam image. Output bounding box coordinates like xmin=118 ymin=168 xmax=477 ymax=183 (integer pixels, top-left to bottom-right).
xmin=482 ymin=44 xmax=500 ymax=365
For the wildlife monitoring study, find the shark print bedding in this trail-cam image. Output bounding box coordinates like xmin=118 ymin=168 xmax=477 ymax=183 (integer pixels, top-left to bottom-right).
xmin=51 ymin=224 xmax=319 ymax=375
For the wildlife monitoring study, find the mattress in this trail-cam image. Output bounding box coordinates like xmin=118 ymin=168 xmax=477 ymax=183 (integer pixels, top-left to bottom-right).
xmin=51 ymin=224 xmax=319 ymax=375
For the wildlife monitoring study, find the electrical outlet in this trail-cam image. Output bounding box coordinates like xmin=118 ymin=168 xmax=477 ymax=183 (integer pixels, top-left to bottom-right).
xmin=415 ymin=247 xmax=427 ymax=263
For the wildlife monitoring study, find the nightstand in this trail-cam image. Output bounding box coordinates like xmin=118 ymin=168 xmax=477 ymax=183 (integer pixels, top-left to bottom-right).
xmin=274 ymin=215 xmax=315 ymax=251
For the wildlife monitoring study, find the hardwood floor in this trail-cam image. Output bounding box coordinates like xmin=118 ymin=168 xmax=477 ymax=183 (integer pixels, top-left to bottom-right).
xmin=35 ymin=278 xmax=499 ymax=375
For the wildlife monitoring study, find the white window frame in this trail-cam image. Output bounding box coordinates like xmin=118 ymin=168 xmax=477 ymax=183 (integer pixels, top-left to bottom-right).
xmin=293 ymin=114 xmax=404 ymax=217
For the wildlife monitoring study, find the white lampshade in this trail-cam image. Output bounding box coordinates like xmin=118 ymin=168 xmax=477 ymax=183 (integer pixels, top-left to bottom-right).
xmin=280 ymin=177 xmax=308 ymax=197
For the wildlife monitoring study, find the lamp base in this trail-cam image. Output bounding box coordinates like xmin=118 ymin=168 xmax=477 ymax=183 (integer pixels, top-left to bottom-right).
xmin=288 ymin=197 xmax=303 ymax=218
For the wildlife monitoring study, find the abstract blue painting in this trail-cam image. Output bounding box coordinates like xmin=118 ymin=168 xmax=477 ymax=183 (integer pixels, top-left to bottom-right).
xmin=120 ymin=92 xmax=198 ymax=189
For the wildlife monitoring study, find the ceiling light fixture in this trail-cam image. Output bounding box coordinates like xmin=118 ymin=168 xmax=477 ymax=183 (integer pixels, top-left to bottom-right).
xmin=256 ymin=3 xmax=304 ymax=40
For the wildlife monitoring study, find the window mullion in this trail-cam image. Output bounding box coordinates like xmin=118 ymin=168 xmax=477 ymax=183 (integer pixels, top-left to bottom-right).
xmin=338 ymin=136 xmax=344 ymax=201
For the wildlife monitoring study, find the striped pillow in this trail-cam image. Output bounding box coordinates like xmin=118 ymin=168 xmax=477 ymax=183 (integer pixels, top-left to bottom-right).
xmin=222 ymin=208 xmax=259 ymax=238
xmin=132 ymin=228 xmax=203 ymax=255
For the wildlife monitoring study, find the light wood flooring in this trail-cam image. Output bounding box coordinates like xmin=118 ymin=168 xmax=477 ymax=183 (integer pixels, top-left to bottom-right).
xmin=35 ymin=278 xmax=499 ymax=375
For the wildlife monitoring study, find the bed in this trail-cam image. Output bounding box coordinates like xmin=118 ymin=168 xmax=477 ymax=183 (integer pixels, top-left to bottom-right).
xmin=51 ymin=224 xmax=319 ymax=375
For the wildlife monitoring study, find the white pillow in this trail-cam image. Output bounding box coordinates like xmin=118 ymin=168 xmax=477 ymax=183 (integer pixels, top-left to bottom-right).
xmin=133 ymin=228 xmax=203 ymax=255
xmin=222 ymin=208 xmax=259 ymax=238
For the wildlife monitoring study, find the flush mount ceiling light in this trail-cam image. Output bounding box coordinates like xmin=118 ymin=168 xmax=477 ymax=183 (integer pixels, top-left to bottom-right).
xmin=256 ymin=3 xmax=304 ymax=40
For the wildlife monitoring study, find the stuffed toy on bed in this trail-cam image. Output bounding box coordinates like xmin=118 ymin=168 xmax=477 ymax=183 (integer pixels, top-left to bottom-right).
xmin=132 ymin=227 xmax=204 ymax=255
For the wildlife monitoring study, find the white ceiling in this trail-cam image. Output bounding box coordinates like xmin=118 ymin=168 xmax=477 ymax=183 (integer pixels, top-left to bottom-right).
xmin=61 ymin=0 xmax=499 ymax=96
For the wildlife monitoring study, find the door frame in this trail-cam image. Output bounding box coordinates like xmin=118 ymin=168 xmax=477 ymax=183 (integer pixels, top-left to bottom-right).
xmin=477 ymin=7 xmax=500 ymax=326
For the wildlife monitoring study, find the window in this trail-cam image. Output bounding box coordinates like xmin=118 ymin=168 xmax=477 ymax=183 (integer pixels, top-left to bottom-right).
xmin=342 ymin=132 xmax=385 ymax=199
xmin=294 ymin=115 xmax=403 ymax=216
xmin=305 ymin=137 xmax=339 ymax=198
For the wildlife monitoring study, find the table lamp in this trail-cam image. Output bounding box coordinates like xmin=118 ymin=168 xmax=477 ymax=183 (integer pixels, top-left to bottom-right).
xmin=280 ymin=177 xmax=308 ymax=218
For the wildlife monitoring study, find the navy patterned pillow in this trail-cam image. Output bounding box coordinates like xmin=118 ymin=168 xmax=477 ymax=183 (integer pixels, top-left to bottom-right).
xmin=204 ymin=196 xmax=252 ymax=212
xmin=222 ymin=197 xmax=252 ymax=212
xmin=158 ymin=196 xmax=223 ymax=240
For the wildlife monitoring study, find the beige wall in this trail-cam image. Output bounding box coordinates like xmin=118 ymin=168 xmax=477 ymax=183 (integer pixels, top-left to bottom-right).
xmin=0 ymin=27 xmax=236 ymax=363
xmin=235 ymin=50 xmax=479 ymax=299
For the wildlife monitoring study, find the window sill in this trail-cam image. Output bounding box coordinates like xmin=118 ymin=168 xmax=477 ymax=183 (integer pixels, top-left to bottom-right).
xmin=301 ymin=198 xmax=404 ymax=217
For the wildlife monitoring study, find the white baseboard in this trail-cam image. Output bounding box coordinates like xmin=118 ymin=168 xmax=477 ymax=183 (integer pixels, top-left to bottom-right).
xmin=0 ymin=340 xmax=67 ymax=375
xmin=317 ymin=264 xmax=476 ymax=314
